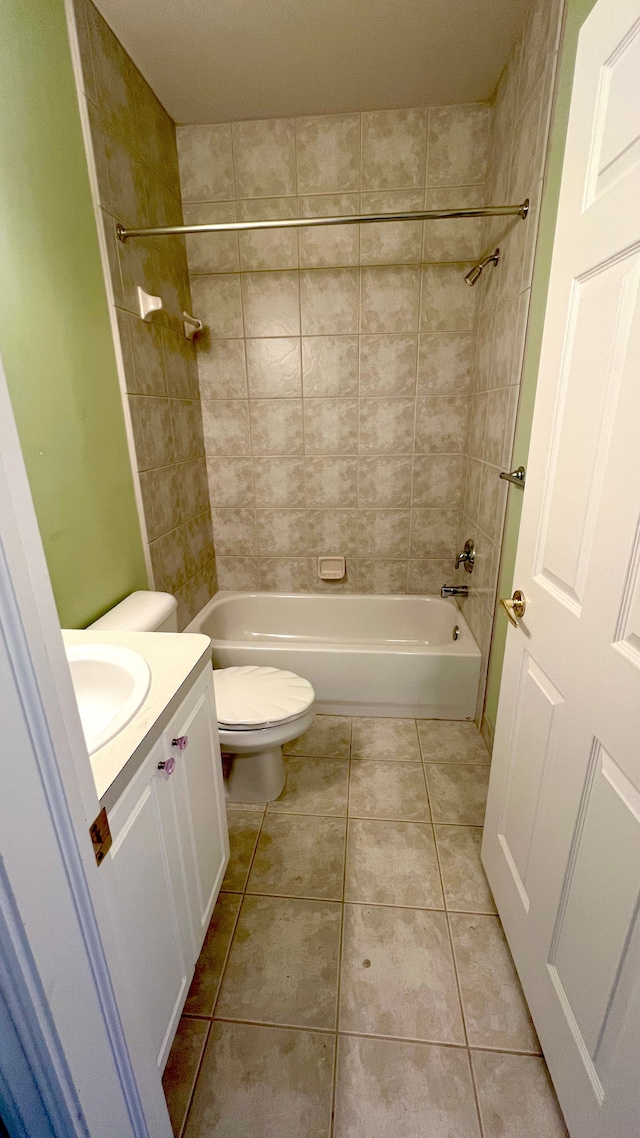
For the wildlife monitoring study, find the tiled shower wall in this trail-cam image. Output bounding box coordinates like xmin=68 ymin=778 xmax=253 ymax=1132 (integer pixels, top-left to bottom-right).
xmin=71 ymin=0 xmax=217 ymax=628
xmin=177 ymin=107 xmax=492 ymax=593
xmin=459 ymin=0 xmax=564 ymax=716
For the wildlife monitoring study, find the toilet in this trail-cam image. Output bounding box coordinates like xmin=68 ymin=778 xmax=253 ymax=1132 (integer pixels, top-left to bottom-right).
xmin=89 ymin=590 xmax=315 ymax=803
xmin=213 ymin=666 xmax=315 ymax=802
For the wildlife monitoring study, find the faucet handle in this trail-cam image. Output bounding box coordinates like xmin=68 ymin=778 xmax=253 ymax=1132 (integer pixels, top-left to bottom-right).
xmin=455 ymin=538 xmax=475 ymax=574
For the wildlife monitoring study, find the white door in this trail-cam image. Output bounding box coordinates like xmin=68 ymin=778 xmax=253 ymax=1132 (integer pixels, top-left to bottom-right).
xmin=482 ymin=1 xmax=640 ymax=1135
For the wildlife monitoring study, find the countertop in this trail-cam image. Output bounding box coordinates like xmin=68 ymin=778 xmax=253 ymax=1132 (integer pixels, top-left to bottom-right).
xmin=62 ymin=629 xmax=212 ymax=805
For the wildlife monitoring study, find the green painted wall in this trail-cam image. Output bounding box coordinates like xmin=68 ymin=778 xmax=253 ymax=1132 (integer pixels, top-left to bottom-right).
xmin=484 ymin=0 xmax=600 ymax=731
xmin=0 ymin=0 xmax=147 ymax=627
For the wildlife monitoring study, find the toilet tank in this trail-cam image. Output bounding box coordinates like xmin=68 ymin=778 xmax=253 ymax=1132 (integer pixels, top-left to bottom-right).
xmin=88 ymin=590 xmax=178 ymax=633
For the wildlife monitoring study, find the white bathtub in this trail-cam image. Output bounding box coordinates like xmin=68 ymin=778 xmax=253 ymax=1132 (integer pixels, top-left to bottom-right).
xmin=186 ymin=592 xmax=481 ymax=720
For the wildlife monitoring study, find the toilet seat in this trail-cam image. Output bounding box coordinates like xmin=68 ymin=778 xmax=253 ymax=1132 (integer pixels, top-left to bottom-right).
xmin=213 ymin=665 xmax=315 ymax=731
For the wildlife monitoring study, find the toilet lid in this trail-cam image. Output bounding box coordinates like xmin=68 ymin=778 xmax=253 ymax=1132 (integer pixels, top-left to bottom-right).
xmin=213 ymin=666 xmax=315 ymax=729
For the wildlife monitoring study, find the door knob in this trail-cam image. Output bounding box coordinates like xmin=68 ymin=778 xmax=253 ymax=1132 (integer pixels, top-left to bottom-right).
xmin=500 ymin=589 xmax=526 ymax=627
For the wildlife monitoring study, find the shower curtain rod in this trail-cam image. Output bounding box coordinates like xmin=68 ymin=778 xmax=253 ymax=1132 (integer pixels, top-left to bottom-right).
xmin=116 ymin=199 xmax=528 ymax=241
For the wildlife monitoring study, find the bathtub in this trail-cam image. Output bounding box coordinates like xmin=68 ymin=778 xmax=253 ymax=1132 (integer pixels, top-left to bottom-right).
xmin=186 ymin=592 xmax=481 ymax=720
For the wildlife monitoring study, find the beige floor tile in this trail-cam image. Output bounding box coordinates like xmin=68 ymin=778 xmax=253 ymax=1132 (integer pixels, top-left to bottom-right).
xmin=215 ymin=895 xmax=341 ymax=1029
xmin=334 ymin=1035 xmax=481 ymax=1138
xmin=284 ymin=713 xmax=352 ymax=757
xmin=247 ymin=813 xmax=346 ymax=900
xmin=349 ymin=760 xmax=430 ymax=821
xmin=184 ymin=892 xmax=242 ymax=1016
xmin=425 ymin=763 xmax=489 ymax=825
xmin=184 ymin=1021 xmax=334 ymax=1138
xmin=162 ymin=1017 xmax=209 ymax=1137
xmin=268 ymin=757 xmax=349 ymax=816
xmin=351 ymin=717 xmax=421 ymax=761
xmin=339 ymin=903 xmax=464 ymax=1042
xmin=418 ymin=719 xmax=490 ymax=763
xmin=449 ymin=914 xmax=539 ymax=1051
xmin=221 ymin=809 xmax=262 ymax=891
xmin=472 ymin=1050 xmax=568 ymax=1138
xmin=344 ymin=819 xmax=443 ymax=908
xmin=226 ymin=800 xmax=266 ymax=813
xmin=434 ymin=825 xmax=496 ymax=913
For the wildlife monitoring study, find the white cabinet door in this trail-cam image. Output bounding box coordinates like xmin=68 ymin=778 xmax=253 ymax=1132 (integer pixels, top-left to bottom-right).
xmin=482 ymin=0 xmax=640 ymax=1133
xmin=105 ymin=735 xmax=193 ymax=1072
xmin=164 ymin=668 xmax=229 ymax=958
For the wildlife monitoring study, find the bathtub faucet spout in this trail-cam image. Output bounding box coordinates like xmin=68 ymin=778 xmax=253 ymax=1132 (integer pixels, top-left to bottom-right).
xmin=441 ymin=584 xmax=469 ymax=598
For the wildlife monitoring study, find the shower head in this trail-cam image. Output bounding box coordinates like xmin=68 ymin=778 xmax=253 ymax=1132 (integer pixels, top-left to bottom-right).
xmin=464 ymin=247 xmax=500 ymax=286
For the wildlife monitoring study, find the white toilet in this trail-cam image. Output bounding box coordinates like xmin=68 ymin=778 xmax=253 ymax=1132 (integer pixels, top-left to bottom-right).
xmin=213 ymin=665 xmax=315 ymax=802
xmin=89 ymin=590 xmax=315 ymax=803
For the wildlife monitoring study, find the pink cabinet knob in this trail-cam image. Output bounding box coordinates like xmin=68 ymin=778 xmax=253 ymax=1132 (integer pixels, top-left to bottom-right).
xmin=158 ymin=756 xmax=175 ymax=775
xmin=172 ymin=735 xmax=188 ymax=751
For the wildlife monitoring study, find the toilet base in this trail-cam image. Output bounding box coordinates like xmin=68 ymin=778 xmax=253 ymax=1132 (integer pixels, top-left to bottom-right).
xmin=224 ymin=744 xmax=286 ymax=803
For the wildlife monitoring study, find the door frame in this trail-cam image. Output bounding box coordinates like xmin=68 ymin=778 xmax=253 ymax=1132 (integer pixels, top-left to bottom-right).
xmin=0 ymin=355 xmax=170 ymax=1136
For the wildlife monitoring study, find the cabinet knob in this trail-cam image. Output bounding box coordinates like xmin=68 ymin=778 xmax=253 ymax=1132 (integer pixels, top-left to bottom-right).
xmin=158 ymin=756 xmax=176 ymax=775
xmin=172 ymin=735 xmax=189 ymax=751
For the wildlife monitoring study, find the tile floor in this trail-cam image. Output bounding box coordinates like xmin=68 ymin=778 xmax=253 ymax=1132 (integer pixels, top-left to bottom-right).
xmin=162 ymin=716 xmax=568 ymax=1138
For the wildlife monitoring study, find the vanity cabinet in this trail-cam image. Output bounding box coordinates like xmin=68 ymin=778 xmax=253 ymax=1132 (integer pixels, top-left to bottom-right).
xmin=105 ymin=666 xmax=228 ymax=1071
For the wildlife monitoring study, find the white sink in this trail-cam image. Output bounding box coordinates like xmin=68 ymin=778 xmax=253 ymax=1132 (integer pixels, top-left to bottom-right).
xmin=65 ymin=643 xmax=151 ymax=755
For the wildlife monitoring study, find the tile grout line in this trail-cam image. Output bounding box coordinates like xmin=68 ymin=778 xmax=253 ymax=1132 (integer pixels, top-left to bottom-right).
xmin=180 ymin=804 xmax=267 ymax=1130
xmin=329 ymin=738 xmax=352 ymax=1138
xmin=177 ymin=1018 xmax=212 ymax=1138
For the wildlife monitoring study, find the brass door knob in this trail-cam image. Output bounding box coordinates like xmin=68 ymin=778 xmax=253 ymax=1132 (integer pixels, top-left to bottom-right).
xmin=500 ymin=589 xmax=526 ymax=627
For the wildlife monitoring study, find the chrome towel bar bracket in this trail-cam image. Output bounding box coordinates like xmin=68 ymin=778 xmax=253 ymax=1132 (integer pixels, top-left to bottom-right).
xmin=499 ymin=466 xmax=526 ymax=487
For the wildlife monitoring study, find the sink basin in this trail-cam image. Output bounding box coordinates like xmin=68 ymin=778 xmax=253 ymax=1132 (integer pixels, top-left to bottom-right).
xmin=65 ymin=643 xmax=151 ymax=755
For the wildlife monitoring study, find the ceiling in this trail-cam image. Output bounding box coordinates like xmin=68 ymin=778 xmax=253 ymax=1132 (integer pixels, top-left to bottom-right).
xmin=93 ymin=0 xmax=532 ymax=125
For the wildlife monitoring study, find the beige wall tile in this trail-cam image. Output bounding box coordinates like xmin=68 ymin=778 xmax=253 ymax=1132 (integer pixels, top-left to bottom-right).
xmin=198 ymin=339 xmax=247 ymax=399
xmin=171 ymin=399 xmax=205 ymax=462
xmin=207 ymin=456 xmax=254 ymax=506
xmin=216 ymin=556 xmax=260 ymax=591
xmin=232 ymin=118 xmax=296 ymax=198
xmin=300 ymin=268 xmax=359 ymax=334
xmin=412 ymin=455 xmax=465 ymax=508
xmin=303 ymin=398 xmax=359 ymax=454
xmin=418 ymin=332 xmax=476 ymax=394
xmin=138 ymin=465 xmax=182 ymax=541
xmin=307 ymin=510 xmax=358 ymax=556
xmin=177 ymin=122 xmax=234 ymax=201
xmin=357 ymin=560 xmax=408 ymax=594
xmin=421 ymin=264 xmax=478 ymax=332
xmin=238 ymin=197 xmax=299 ymax=271
xmin=415 ymin=395 xmax=469 ymax=453
xmin=183 ymin=201 xmax=239 ymax=274
xmin=408 ymin=558 xmax=453 ymax=593
xmin=128 ymin=395 xmax=174 ymax=469
xmin=360 ymin=265 xmax=421 ymax=333
xmin=359 ymin=190 xmax=423 ymax=265
xmin=295 ymin=113 xmax=361 ymax=194
xmin=410 ymin=508 xmax=460 ymax=558
xmin=177 ymin=457 xmax=210 ymax=521
xmin=359 ymin=398 xmax=415 ymax=454
xmin=246 ymin=337 xmax=302 ymax=397
xmin=256 ymin=509 xmax=308 ymax=556
xmin=259 ymin=557 xmax=309 ymax=591
xmin=302 ymin=335 xmax=359 ymax=396
xmin=242 ymin=271 xmax=300 ymax=336
xmin=358 ymin=456 xmax=412 ymax=507
xmin=361 ymin=108 xmax=428 ymax=190
xmin=422 ymin=185 xmax=485 ymax=262
xmin=427 ymin=104 xmax=491 ymax=187
xmin=305 ymin=457 xmax=358 ymax=507
xmin=358 ymin=510 xmax=411 ymax=558
xmin=211 ymin=507 xmax=257 ymax=555
xmin=191 ymin=273 xmax=243 ymax=338
xmin=298 ymin=193 xmax=360 ymax=268
xmin=202 ymin=399 xmax=251 ymax=456
xmin=249 ymin=398 xmax=304 ymax=454
xmin=359 ymin=334 xmax=417 ymax=396
xmin=253 ymin=457 xmax=306 ymax=506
